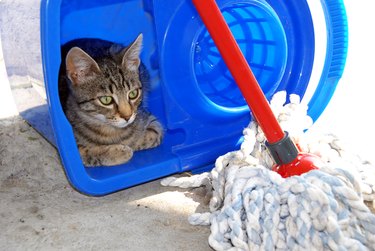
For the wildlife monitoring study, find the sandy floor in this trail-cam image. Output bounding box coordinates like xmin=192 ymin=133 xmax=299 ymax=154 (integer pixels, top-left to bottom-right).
xmin=0 ymin=117 xmax=212 ymax=250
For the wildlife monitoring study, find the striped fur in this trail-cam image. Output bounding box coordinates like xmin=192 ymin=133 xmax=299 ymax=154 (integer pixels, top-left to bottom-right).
xmin=59 ymin=34 xmax=163 ymax=166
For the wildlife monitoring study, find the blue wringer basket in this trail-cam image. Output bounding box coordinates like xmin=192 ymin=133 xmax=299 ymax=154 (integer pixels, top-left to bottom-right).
xmin=40 ymin=0 xmax=348 ymax=195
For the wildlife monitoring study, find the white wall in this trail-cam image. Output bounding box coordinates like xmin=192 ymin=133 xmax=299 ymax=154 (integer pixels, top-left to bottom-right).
xmin=0 ymin=0 xmax=43 ymax=85
xmin=0 ymin=33 xmax=18 ymax=119
xmin=313 ymin=0 xmax=375 ymax=162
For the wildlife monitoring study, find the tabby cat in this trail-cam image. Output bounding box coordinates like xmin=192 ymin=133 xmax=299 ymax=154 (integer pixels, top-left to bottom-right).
xmin=59 ymin=34 xmax=163 ymax=166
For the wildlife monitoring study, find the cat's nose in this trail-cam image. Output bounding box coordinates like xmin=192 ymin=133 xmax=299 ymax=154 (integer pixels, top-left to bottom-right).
xmin=119 ymin=111 xmax=132 ymax=121
xmin=118 ymin=103 xmax=132 ymax=121
xmin=123 ymin=114 xmax=132 ymax=121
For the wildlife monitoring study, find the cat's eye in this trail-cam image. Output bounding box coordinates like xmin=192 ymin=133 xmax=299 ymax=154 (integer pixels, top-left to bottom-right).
xmin=99 ymin=96 xmax=113 ymax=105
xmin=128 ymin=89 xmax=139 ymax=100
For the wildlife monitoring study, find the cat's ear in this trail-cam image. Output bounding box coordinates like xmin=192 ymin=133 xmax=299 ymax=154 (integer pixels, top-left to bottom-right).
xmin=121 ymin=34 xmax=143 ymax=71
xmin=66 ymin=47 xmax=101 ymax=85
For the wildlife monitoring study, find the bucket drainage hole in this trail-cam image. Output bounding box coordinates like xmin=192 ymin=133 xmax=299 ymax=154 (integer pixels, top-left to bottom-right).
xmin=194 ymin=3 xmax=287 ymax=109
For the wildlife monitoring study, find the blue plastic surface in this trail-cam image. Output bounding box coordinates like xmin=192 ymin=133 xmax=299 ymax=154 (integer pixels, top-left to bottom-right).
xmin=40 ymin=0 xmax=348 ymax=195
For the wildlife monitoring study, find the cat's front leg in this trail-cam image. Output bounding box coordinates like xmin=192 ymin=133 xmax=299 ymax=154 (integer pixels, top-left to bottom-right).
xmin=79 ymin=144 xmax=133 ymax=166
xmin=136 ymin=116 xmax=163 ymax=151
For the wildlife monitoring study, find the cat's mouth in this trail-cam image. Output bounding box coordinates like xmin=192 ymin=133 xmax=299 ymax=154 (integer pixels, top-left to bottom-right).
xmin=109 ymin=113 xmax=136 ymax=128
xmin=93 ymin=113 xmax=136 ymax=128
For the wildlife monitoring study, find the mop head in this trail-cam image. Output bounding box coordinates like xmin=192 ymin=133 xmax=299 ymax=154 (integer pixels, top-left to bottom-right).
xmin=161 ymin=92 xmax=375 ymax=251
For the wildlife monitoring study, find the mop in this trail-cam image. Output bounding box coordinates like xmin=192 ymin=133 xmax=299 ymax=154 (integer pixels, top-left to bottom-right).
xmin=162 ymin=91 xmax=375 ymax=250
xmin=161 ymin=0 xmax=375 ymax=250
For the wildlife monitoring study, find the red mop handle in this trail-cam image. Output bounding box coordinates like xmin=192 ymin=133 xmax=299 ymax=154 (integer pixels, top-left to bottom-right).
xmin=192 ymin=0 xmax=284 ymax=144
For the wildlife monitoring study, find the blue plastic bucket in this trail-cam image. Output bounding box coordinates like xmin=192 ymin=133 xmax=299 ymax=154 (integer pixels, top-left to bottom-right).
xmin=40 ymin=0 xmax=348 ymax=195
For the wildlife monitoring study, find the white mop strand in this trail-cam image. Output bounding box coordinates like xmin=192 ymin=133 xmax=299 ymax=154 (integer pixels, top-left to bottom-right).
xmin=160 ymin=172 xmax=211 ymax=188
xmin=161 ymin=91 xmax=375 ymax=251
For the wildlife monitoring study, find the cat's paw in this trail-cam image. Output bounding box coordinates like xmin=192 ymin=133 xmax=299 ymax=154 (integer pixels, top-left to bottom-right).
xmin=102 ymin=144 xmax=133 ymax=166
xmin=80 ymin=144 xmax=133 ymax=166
xmin=143 ymin=117 xmax=163 ymax=149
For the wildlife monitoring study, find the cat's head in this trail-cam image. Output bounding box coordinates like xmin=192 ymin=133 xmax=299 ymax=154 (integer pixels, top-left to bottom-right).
xmin=65 ymin=34 xmax=143 ymax=128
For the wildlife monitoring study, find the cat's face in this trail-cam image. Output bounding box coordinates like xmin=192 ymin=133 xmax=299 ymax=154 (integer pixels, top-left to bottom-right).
xmin=65 ymin=34 xmax=143 ymax=128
